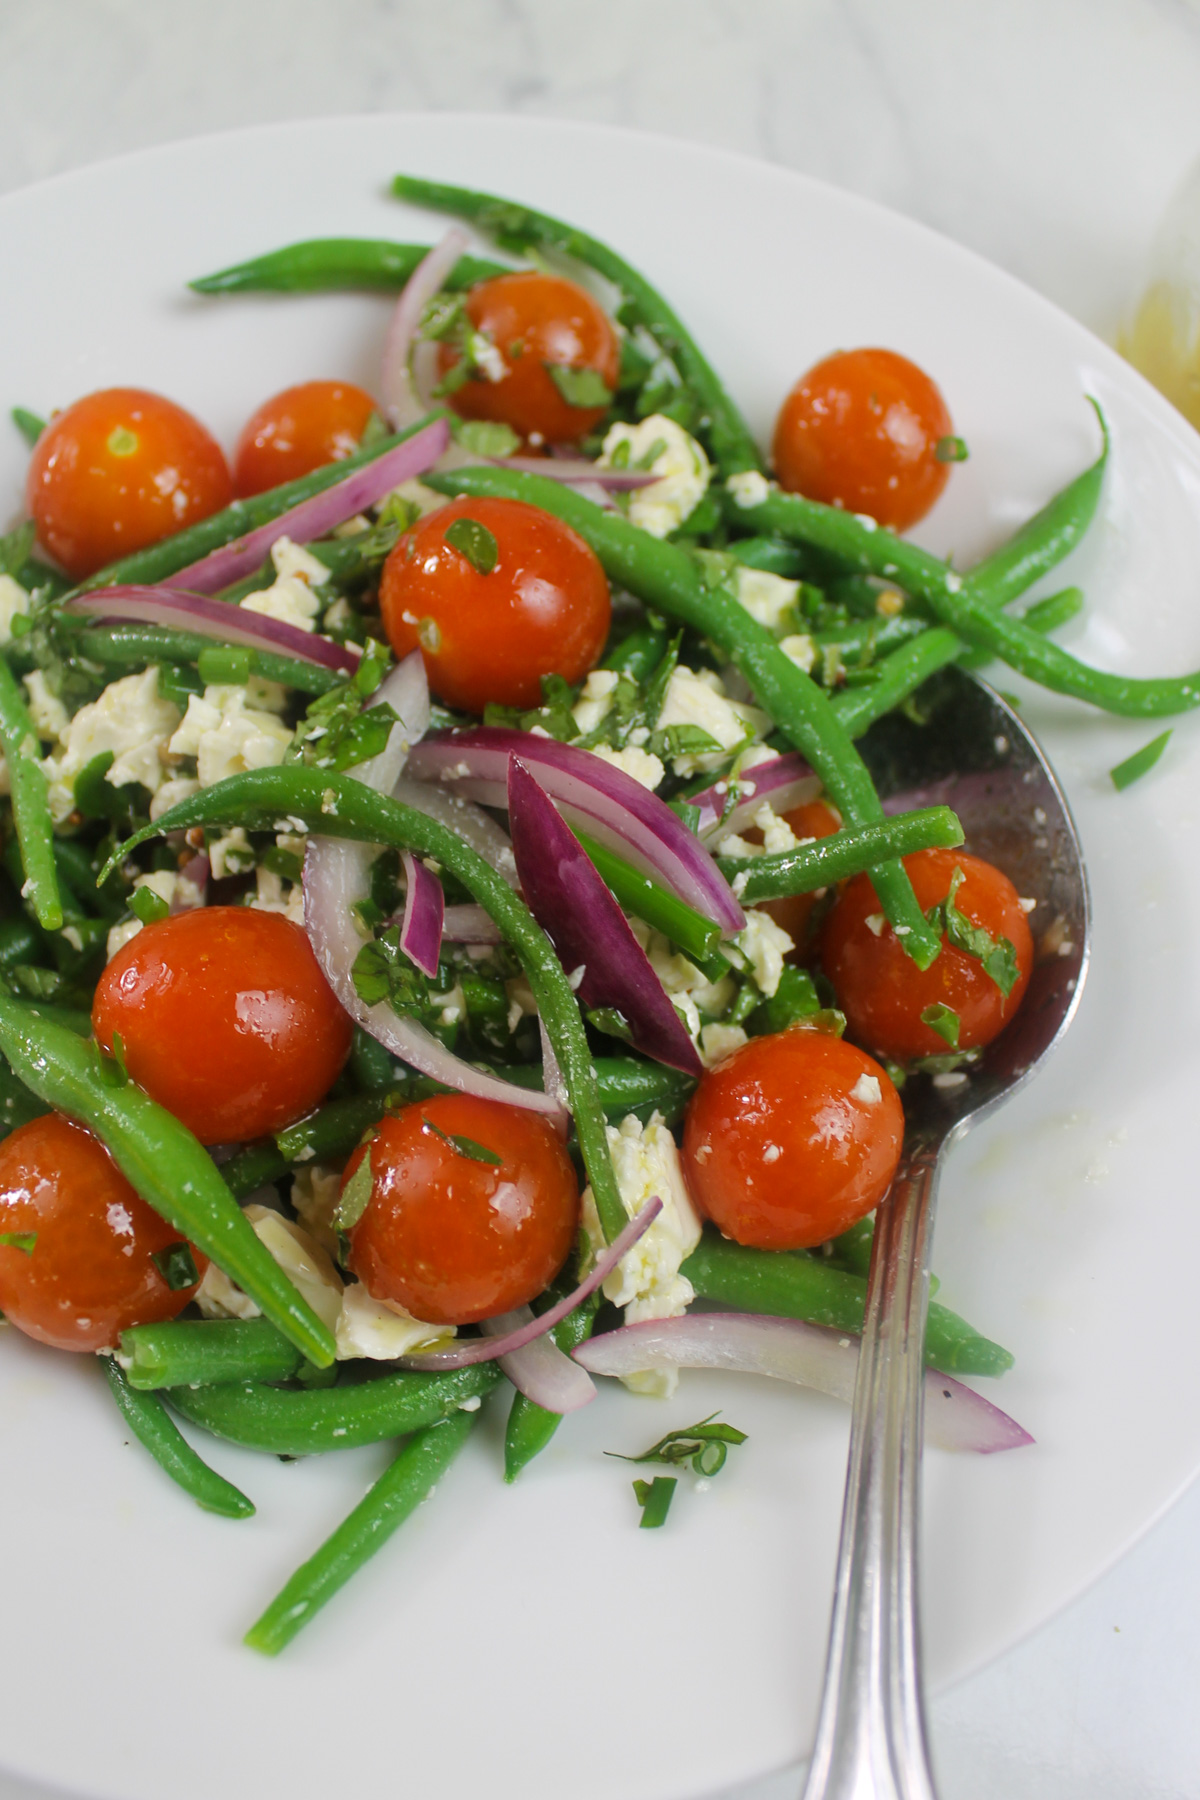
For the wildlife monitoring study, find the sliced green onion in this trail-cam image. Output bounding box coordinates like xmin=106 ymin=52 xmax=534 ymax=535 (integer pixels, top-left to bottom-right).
xmin=633 ymin=1475 xmax=677 ymax=1528
xmin=1110 ymin=729 xmax=1172 ymax=791
xmin=919 ymin=1002 xmax=961 ymax=1049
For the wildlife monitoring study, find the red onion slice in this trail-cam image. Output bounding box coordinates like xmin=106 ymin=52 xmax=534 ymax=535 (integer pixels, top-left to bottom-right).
xmin=574 ymin=1312 xmax=1034 ymax=1454
xmin=167 ymin=417 xmax=450 ymax=594
xmin=62 ymin=585 xmax=360 ymax=675
xmin=390 ymin=776 xmax=517 ymax=886
xmin=491 ymin=457 xmax=660 ymax=490
xmin=397 ymin=1198 xmax=662 ymax=1370
xmin=399 ymin=850 xmax=444 ymax=978
xmin=381 ymin=228 xmax=471 ymax=430
xmin=509 ymin=756 xmax=702 ymax=1075
xmin=406 ymin=728 xmax=745 ymax=935
xmin=691 ymin=752 xmax=822 ymax=840
xmin=441 ymin=904 xmax=502 ymax=944
xmin=481 ymin=1307 xmax=596 ymax=1414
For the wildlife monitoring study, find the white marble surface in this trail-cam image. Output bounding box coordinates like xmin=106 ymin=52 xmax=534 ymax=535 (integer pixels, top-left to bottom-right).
xmin=2 ymin=3 xmax=1200 ymax=1797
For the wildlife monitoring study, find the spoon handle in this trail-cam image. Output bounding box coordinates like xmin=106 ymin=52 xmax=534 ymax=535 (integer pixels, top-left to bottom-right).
xmin=800 ymin=1134 xmax=946 ymax=1800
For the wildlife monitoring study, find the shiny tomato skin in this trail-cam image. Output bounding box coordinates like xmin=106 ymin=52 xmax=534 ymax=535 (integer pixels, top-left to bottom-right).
xmin=755 ymin=798 xmax=842 ymax=949
xmin=0 ymin=1113 xmax=203 ymax=1351
xmin=772 ymin=349 xmax=954 ymax=531
xmin=346 ymin=1095 xmax=580 ymax=1326
xmin=232 ymin=379 xmax=377 ymax=497
xmin=91 ymin=907 xmax=353 ymax=1145
xmin=379 ymin=495 xmax=611 ymax=711
xmin=438 ymin=271 xmax=620 ymax=445
xmin=682 ymin=1029 xmax=904 ymax=1250
xmin=26 ymin=387 xmax=232 ymax=578
xmin=821 ymin=847 xmax=1034 ymax=1062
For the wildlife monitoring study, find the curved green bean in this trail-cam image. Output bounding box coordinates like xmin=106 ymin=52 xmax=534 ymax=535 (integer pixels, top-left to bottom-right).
xmin=103 ymin=1357 xmax=255 ymax=1518
xmin=0 ymin=999 xmax=336 ymax=1366
xmin=391 ymin=173 xmax=763 ymax=477
xmin=422 ymin=465 xmax=941 ymax=967
xmin=168 ymin=1364 xmax=499 ymax=1455
xmin=575 ymin=829 xmax=720 ymax=961
xmin=0 ymin=658 xmax=62 ymax=931
xmin=75 ymin=624 xmax=342 ymax=696
xmin=190 ymin=238 xmax=510 ymax=295
xmin=717 ymin=804 xmax=963 ymax=902
xmin=830 ymin=627 xmax=966 ymax=737
xmin=105 ymin=765 xmax=626 ymax=1244
xmin=245 ymin=1410 xmax=477 ymax=1654
xmin=119 ymin=1317 xmax=304 ymax=1390
xmin=962 ymin=412 xmax=1107 ymax=609
xmin=681 ymin=1233 xmax=1012 ymax=1377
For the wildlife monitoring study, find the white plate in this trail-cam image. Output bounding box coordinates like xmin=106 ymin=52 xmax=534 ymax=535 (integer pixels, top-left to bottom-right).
xmin=1 ymin=114 xmax=1199 ymax=1800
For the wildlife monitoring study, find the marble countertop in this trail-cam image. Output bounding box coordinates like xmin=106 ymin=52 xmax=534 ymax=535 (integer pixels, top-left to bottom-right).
xmin=2 ymin=3 xmax=1200 ymax=1797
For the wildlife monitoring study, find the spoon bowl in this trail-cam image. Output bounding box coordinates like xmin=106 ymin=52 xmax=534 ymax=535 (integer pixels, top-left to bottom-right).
xmin=799 ymin=665 xmax=1090 ymax=1800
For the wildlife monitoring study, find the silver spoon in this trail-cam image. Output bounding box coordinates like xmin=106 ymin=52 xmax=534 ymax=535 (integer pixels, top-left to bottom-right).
xmin=799 ymin=665 xmax=1091 ymax=1800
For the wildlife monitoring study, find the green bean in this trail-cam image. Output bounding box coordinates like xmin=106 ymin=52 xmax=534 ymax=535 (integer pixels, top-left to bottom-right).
xmin=601 ymin=618 xmax=670 ymax=679
xmin=423 ymin=466 xmax=941 ymax=967
xmin=0 ymin=657 xmax=62 ymax=931
xmin=485 ymin=1056 xmax=696 ymax=1127
xmin=105 ymin=765 xmax=627 ymax=1244
xmin=102 ymin=1357 xmax=255 ymax=1518
xmin=504 ymin=1297 xmax=599 ymax=1482
xmin=118 ymin=1317 xmax=304 ymax=1390
xmin=718 ymin=805 xmax=963 ymax=902
xmin=960 ymin=415 xmax=1107 ymax=610
xmin=0 ymin=999 xmax=336 ymax=1366
xmin=0 ymin=915 xmax=39 ymax=970
xmin=221 ymin=1140 xmax=290 ymax=1200
xmin=69 ymin=419 xmax=436 ymax=596
xmin=223 ymin=1091 xmax=401 ymax=1199
xmin=52 ymin=839 xmax=121 ymax=918
xmin=724 ymin=536 xmax=811 ymax=580
xmin=11 ymin=407 xmax=45 ymax=449
xmin=813 ymin=611 xmax=929 ymax=668
xmin=574 ymin=828 xmax=721 ymax=962
xmin=168 ymin=1364 xmax=500 ymax=1455
xmin=1020 ymin=585 xmax=1084 ymax=634
xmin=830 ymin=628 xmax=967 ymax=737
xmin=74 ymin=624 xmax=342 ymax=695
xmin=244 ymin=1410 xmax=477 ymax=1654
xmin=190 ymin=239 xmax=510 ymax=295
xmin=681 ymin=1233 xmax=1013 ymax=1377
xmin=826 ymin=1216 xmax=874 ymax=1278
xmin=391 ymin=174 xmax=763 ymax=477
xmin=349 ymin=1025 xmax=394 ymax=1093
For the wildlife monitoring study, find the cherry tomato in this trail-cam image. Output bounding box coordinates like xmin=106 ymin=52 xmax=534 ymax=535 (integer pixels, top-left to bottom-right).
xmin=752 ymin=798 xmax=842 ymax=950
xmin=232 ymin=379 xmax=378 ymax=497
xmin=379 ymin=495 xmax=611 ymax=712
xmin=26 ymin=387 xmax=232 ymax=579
xmin=345 ymin=1095 xmax=579 ymax=1326
xmin=0 ymin=1113 xmax=204 ymax=1351
xmin=682 ymin=1028 xmax=904 ymax=1250
xmin=438 ymin=271 xmax=620 ymax=445
xmin=91 ymin=907 xmax=353 ymax=1145
xmin=772 ymin=349 xmax=955 ymax=531
xmin=820 ymin=847 xmax=1034 ymax=1062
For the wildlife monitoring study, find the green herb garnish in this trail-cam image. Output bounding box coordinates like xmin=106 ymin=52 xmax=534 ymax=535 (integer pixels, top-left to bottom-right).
xmin=633 ymin=1476 xmax=677 ymax=1529
xmin=546 ymin=364 xmax=613 ymax=409
xmin=0 ymin=1232 xmax=36 ymax=1254
xmin=1110 ymin=730 xmax=1171 ymax=791
xmin=130 ymin=886 xmax=171 ymax=925
xmin=919 ymin=1002 xmax=961 ymax=1049
xmin=152 ymin=1243 xmax=200 ymax=1291
xmin=925 ymin=866 xmax=1021 ymax=997
xmin=422 ymin=1117 xmax=503 ymax=1166
xmin=444 ymin=516 xmax=499 ymax=575
xmin=608 ymin=1412 xmax=748 ymax=1478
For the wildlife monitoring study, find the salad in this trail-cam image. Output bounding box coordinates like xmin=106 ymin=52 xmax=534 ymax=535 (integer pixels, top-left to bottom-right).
xmin=0 ymin=171 xmax=1178 ymax=1656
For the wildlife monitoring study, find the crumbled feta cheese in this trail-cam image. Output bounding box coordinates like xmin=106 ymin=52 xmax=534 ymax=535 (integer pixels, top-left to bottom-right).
xmin=149 ymin=776 xmax=201 ymax=821
xmin=201 ymin=1205 xmax=344 ymax=1332
xmin=104 ymin=867 xmax=204 ymax=960
xmin=851 ymin=1073 xmax=882 ymax=1106
xmin=779 ymin=633 xmax=817 ymax=674
xmin=469 ymin=330 xmax=508 ymax=383
xmin=290 ymin=1164 xmax=342 ymax=1257
xmin=864 ymin=912 xmax=886 ymax=937
xmin=0 ymin=574 xmax=31 ymax=646
xmin=270 ymin=535 xmax=329 ymax=588
xmin=42 ymin=667 xmax=181 ymax=823
xmin=581 ymin=1111 xmax=703 ymax=1396
xmin=656 ymin=665 xmax=768 ymax=775
xmin=598 ymin=415 xmax=711 ymax=538
xmin=240 ymin=575 xmax=320 ymax=634
xmin=588 ymin=742 xmax=665 ymax=791
xmin=571 ymin=667 xmax=620 ymax=735
xmin=734 ymin=908 xmax=794 ymax=997
xmin=699 ymin=1021 xmax=748 ymax=1064
xmin=726 ymin=470 xmax=771 ymax=509
xmin=634 ymin=921 xmax=735 ymax=1051
xmin=22 ymin=671 xmax=68 ymax=742
xmin=335 ymin=1282 xmax=456 ymax=1360
xmin=505 ymin=975 xmax=538 ymax=1033
xmin=753 ymin=801 xmax=799 ymax=855
xmin=734 ymin=566 xmax=799 ymax=637
xmin=169 ymin=683 xmax=292 ymax=787
xmin=207 ymin=826 xmax=255 ymax=880
xmin=247 ymin=864 xmax=305 ymax=925
xmin=104 ymin=917 xmax=144 ymax=962
xmin=387 ymin=477 xmax=446 ymax=517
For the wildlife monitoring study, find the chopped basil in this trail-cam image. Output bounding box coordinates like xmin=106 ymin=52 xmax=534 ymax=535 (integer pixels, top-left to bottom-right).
xmin=668 ymin=797 xmax=702 ymax=833
xmin=586 ymin=1006 xmax=634 ymax=1045
xmin=646 ymin=723 xmax=723 ymax=761
xmin=0 ymin=1232 xmax=36 ymax=1254
xmin=444 ymin=516 xmax=499 ymax=575
xmin=422 ymin=1118 xmax=503 ymax=1166
xmin=452 ymin=419 xmax=521 ymax=458
xmin=1110 ymin=729 xmax=1171 ymax=791
xmin=334 ymin=1141 xmax=376 ymax=1232
xmin=633 ymin=1476 xmax=677 ymax=1529
xmin=325 ymin=702 xmax=399 ymax=773
xmin=545 ymin=363 xmax=613 ymax=410
xmin=926 ymin=866 xmax=1021 ymax=998
xmin=608 ymin=1412 xmax=748 ymax=1478
xmin=935 ymin=435 xmax=970 ymax=463
xmin=350 ymin=930 xmax=430 ymax=1012
xmin=152 ymin=1243 xmax=199 ymax=1291
xmin=920 ymin=1002 xmax=961 ymax=1049
xmin=130 ymin=886 xmax=170 ymax=925
xmin=0 ymin=518 xmax=35 ymax=577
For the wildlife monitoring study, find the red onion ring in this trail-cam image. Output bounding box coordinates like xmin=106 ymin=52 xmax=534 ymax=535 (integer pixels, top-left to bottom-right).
xmin=491 ymin=457 xmax=660 ymax=490
xmin=167 ymin=417 xmax=450 ymax=594
xmin=441 ymin=904 xmax=502 ymax=944
xmin=381 ymin=228 xmax=471 ymax=430
xmin=398 ymin=850 xmax=444 ymax=978
xmin=574 ymin=1312 xmax=1034 ymax=1454
xmin=481 ymin=1306 xmax=596 ymax=1414
xmin=62 ymin=586 xmax=360 ymax=675
xmin=406 ymin=728 xmax=745 ymax=935
xmin=397 ymin=1198 xmax=662 ymax=1370
xmin=691 ymin=752 xmax=822 ymax=840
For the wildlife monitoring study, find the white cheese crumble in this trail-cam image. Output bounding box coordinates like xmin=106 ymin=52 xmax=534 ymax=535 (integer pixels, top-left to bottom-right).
xmin=270 ymin=535 xmax=329 ymax=588
xmin=571 ymin=667 xmax=620 ymax=736
xmin=726 ymin=469 xmax=771 ymax=509
xmin=335 ymin=1283 xmax=456 ymax=1360
xmin=633 ymin=921 xmax=735 ymax=1055
xmin=655 ymin=665 xmax=768 ymax=776
xmin=22 ymin=671 xmax=68 ymax=741
xmin=581 ymin=1110 xmax=703 ymax=1397
xmin=149 ymin=776 xmax=201 ymax=822
xmin=733 ymin=908 xmax=794 ymax=997
xmin=598 ymin=414 xmax=711 ymax=538
xmin=699 ymin=1021 xmax=748 ymax=1064
xmin=247 ymin=864 xmax=306 ymax=926
xmin=240 ymin=576 xmax=320 ymax=635
xmin=733 ymin=566 xmax=799 ymax=637
xmin=779 ymin=633 xmax=817 ymax=674
xmin=104 ymin=867 xmax=205 ymax=961
xmin=0 ymin=574 xmax=31 ymax=646
xmin=851 ymin=1073 xmax=883 ymax=1106
xmin=864 ymin=912 xmax=886 ymax=937
xmin=207 ymin=826 xmax=255 ymax=880
xmin=42 ymin=667 xmax=182 ymax=824
xmin=290 ymin=1164 xmax=342 ymax=1257
xmin=196 ymin=1205 xmax=343 ymax=1333
xmin=168 ymin=683 xmax=293 ymax=788
xmin=588 ymin=742 xmax=665 ymax=791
